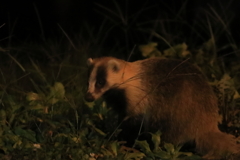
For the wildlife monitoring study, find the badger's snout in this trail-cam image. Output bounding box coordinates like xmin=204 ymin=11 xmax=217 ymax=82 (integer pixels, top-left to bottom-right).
xmin=85 ymin=92 xmax=95 ymax=102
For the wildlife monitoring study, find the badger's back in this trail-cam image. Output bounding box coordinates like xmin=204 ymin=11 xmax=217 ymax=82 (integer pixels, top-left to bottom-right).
xmin=135 ymin=58 xmax=218 ymax=143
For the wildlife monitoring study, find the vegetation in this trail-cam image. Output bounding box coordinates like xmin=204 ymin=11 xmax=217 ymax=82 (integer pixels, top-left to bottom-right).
xmin=0 ymin=0 xmax=240 ymax=159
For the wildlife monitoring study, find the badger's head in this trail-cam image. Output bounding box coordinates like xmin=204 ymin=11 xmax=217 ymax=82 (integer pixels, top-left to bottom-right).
xmin=85 ymin=57 xmax=126 ymax=102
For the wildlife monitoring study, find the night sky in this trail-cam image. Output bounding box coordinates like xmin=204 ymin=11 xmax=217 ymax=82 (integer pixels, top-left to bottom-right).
xmin=1 ymin=0 xmax=240 ymax=46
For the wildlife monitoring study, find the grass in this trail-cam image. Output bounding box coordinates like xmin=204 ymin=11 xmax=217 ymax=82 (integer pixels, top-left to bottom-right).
xmin=0 ymin=0 xmax=240 ymax=159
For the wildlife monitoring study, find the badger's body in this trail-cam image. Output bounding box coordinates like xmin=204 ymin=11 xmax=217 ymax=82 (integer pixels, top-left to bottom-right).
xmin=85 ymin=57 xmax=239 ymax=159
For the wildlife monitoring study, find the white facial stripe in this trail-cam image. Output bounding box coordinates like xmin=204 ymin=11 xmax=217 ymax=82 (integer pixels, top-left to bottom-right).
xmin=88 ymin=66 xmax=97 ymax=93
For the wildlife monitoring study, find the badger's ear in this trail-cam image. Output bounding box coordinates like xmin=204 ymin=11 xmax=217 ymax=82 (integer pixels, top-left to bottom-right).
xmin=87 ymin=58 xmax=93 ymax=66
xmin=108 ymin=59 xmax=121 ymax=72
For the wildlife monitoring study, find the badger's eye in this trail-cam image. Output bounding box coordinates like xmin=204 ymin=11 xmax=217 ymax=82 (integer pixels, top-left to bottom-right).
xmin=96 ymin=79 xmax=106 ymax=88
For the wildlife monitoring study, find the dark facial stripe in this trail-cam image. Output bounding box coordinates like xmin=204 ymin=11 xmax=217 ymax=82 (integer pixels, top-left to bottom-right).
xmin=95 ymin=65 xmax=107 ymax=91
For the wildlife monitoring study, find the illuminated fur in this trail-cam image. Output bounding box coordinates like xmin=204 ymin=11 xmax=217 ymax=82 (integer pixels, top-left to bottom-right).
xmin=85 ymin=57 xmax=239 ymax=159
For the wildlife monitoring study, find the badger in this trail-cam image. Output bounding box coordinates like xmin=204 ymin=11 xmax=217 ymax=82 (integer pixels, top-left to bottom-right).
xmin=85 ymin=56 xmax=239 ymax=159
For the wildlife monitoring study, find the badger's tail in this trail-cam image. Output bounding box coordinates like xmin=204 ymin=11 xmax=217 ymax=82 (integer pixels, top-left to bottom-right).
xmin=196 ymin=131 xmax=240 ymax=159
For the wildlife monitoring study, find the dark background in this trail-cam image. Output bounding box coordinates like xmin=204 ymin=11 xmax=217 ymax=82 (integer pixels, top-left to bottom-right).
xmin=1 ymin=0 xmax=240 ymax=49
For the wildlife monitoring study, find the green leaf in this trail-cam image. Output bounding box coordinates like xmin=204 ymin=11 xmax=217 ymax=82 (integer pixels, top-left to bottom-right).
xmin=92 ymin=126 xmax=106 ymax=136
xmin=108 ymin=141 xmax=119 ymax=156
xmin=30 ymin=103 xmax=46 ymax=111
xmin=48 ymin=97 xmax=59 ymax=105
xmin=153 ymin=150 xmax=171 ymax=159
xmin=124 ymin=152 xmax=145 ymax=160
xmin=234 ymin=91 xmax=240 ymax=100
xmin=84 ymin=101 xmax=95 ymax=109
xmin=13 ymin=127 xmax=37 ymax=143
xmin=13 ymin=139 xmax=22 ymax=149
xmin=101 ymin=147 xmax=115 ymax=157
xmin=26 ymin=92 xmax=42 ymax=101
xmin=0 ymin=109 xmax=6 ymax=125
xmin=52 ymin=82 xmax=65 ymax=99
xmin=164 ymin=143 xmax=175 ymax=154
xmin=48 ymin=82 xmax=65 ymax=104
xmin=202 ymin=38 xmax=215 ymax=52
xmin=150 ymin=130 xmax=161 ymax=152
xmin=134 ymin=140 xmax=154 ymax=158
xmin=79 ymin=127 xmax=89 ymax=137
xmin=0 ymin=146 xmax=8 ymax=154
xmin=139 ymin=42 xmax=162 ymax=58
xmin=163 ymin=43 xmax=190 ymax=58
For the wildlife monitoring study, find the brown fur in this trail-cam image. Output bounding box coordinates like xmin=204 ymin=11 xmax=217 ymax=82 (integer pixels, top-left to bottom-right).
xmin=86 ymin=57 xmax=240 ymax=159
